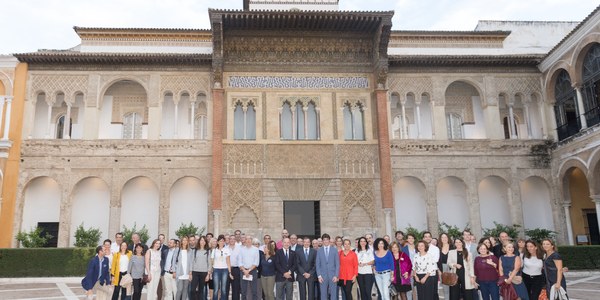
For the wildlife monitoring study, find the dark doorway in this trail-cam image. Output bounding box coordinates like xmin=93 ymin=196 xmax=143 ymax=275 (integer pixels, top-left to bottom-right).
xmin=38 ymin=222 xmax=59 ymax=248
xmin=283 ymin=201 xmax=320 ymax=239
xmin=586 ymin=212 xmax=599 ymax=245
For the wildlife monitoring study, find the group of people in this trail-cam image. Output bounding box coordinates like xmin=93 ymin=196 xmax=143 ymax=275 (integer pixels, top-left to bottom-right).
xmin=81 ymin=228 xmax=567 ymax=300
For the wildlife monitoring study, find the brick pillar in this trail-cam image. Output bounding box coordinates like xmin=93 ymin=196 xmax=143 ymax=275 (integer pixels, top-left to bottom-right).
xmin=211 ymin=88 xmax=224 ymax=213
xmin=375 ymin=89 xmax=393 ymax=209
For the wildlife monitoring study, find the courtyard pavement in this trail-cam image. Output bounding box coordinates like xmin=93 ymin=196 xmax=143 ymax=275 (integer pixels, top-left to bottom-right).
xmin=0 ymin=271 xmax=599 ymax=299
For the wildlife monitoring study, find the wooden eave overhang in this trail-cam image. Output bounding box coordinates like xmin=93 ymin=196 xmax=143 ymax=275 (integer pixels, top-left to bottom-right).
xmin=208 ymin=9 xmax=394 ymax=32
xmin=73 ymin=26 xmax=213 ymax=41
xmin=389 ymin=54 xmax=543 ymax=67
xmin=14 ymin=52 xmax=212 ymax=65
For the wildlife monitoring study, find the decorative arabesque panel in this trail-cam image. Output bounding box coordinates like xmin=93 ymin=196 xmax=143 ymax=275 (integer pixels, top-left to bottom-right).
xmin=223 ymin=144 xmax=264 ymax=175
xmin=226 ymin=179 xmax=262 ymax=225
xmin=341 ymin=179 xmax=376 ymax=226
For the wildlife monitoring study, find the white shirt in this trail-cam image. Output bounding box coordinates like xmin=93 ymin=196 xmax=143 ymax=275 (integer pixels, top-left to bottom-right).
xmin=413 ymin=253 xmax=437 ymax=276
xmin=523 ymin=256 xmax=543 ymax=276
xmin=212 ymin=247 xmax=231 ymax=269
xmin=111 ymin=242 xmax=120 ymax=254
xmin=178 ymin=250 xmax=189 ymax=280
xmin=357 ymin=250 xmax=374 ymax=274
xmin=228 ymin=244 xmax=241 ymax=267
xmin=427 ymin=244 xmax=440 ymax=263
xmin=119 ymin=254 xmax=129 ymax=272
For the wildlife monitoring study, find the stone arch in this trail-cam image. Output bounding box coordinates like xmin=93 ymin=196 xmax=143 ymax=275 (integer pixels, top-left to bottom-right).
xmin=587 ymin=147 xmax=600 ymax=195
xmin=120 ymin=176 xmax=160 ymax=242
xmin=0 ymin=77 xmax=5 ymax=95
xmin=0 ymin=70 xmax=12 ymax=95
xmin=168 ymin=176 xmax=209 ymax=239
xmin=562 ymin=166 xmax=596 ymax=244
xmin=99 ymin=77 xmax=149 ymax=103
xmin=437 ymin=176 xmax=470 ymax=229
xmin=69 ymin=177 xmax=110 ymax=246
xmin=32 ymin=92 xmax=49 ymax=138
xmin=557 ymin=157 xmax=589 ymax=180
xmin=20 ymin=176 xmax=62 ymax=247
xmin=394 ymin=176 xmax=428 ymax=231
xmin=230 ymin=205 xmax=259 ymax=232
xmin=445 ymin=80 xmax=486 ymax=139
xmin=545 ymin=63 xmax=575 ymax=102
xmin=478 ymin=176 xmax=512 ymax=229
xmin=520 ymin=176 xmax=555 ymax=231
xmin=99 ymin=80 xmax=148 ymax=139
xmin=572 ymin=33 xmax=600 ymax=84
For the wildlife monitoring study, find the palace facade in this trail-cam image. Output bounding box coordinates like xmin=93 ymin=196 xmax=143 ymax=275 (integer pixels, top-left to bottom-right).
xmin=0 ymin=0 xmax=599 ymax=247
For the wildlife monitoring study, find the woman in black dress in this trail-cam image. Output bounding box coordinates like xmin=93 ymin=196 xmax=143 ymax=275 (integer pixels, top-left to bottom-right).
xmin=390 ymin=242 xmax=412 ymax=300
xmin=541 ymin=239 xmax=567 ymax=296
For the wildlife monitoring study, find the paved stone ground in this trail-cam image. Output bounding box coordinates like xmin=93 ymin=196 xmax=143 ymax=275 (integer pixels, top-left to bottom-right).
xmin=0 ymin=273 xmax=599 ymax=299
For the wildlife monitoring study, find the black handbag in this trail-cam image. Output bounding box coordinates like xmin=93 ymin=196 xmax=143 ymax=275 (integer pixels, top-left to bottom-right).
xmin=389 ymin=284 xmax=398 ymax=297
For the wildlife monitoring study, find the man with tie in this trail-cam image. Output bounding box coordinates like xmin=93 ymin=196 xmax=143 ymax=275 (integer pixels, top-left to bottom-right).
xmin=316 ymin=233 xmax=340 ymax=300
xmin=296 ymin=236 xmax=316 ymax=300
xmin=275 ymin=237 xmax=297 ymax=300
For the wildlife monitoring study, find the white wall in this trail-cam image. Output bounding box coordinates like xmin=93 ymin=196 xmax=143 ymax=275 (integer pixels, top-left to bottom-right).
xmin=478 ymin=177 xmax=512 ymax=229
xmin=71 ymin=94 xmax=85 ymax=139
xmin=521 ymin=177 xmax=555 ymax=230
xmin=437 ymin=177 xmax=469 ymax=229
xmin=463 ymin=96 xmax=486 ymax=139
xmin=21 ymin=177 xmax=61 ymax=234
xmin=32 ymin=95 xmax=49 ymax=138
xmin=69 ymin=177 xmax=110 ymax=246
xmin=394 ymin=177 xmax=428 ymax=230
xmin=120 ymin=177 xmax=159 ymax=244
xmin=168 ymin=177 xmax=208 ymax=240
xmin=98 ymin=96 xmax=122 ymax=138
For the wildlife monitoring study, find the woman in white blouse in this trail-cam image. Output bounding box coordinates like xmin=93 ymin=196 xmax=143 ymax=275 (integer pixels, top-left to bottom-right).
xmin=210 ymin=235 xmax=231 ymax=300
xmin=356 ymin=237 xmax=374 ymax=300
xmin=522 ymin=240 xmax=544 ymax=300
xmin=145 ymin=239 xmax=162 ymax=300
xmin=175 ymin=236 xmax=193 ymax=300
xmin=412 ymin=241 xmax=437 ymax=300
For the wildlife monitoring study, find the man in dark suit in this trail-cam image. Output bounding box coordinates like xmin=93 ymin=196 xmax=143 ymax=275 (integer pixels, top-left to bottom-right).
xmin=316 ymin=233 xmax=339 ymax=300
xmin=82 ymin=245 xmax=111 ymax=300
xmin=275 ymin=237 xmax=297 ymax=300
xmin=296 ymin=236 xmax=317 ymax=300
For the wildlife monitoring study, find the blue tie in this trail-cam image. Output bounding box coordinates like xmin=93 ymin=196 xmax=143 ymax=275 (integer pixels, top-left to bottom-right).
xmin=305 ymin=249 xmax=308 ymax=260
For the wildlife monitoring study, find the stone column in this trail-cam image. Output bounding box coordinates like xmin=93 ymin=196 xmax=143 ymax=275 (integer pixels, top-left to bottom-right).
xmin=508 ymin=104 xmax=517 ymax=139
xmin=523 ymin=102 xmax=532 ymax=139
xmin=415 ymin=102 xmax=422 ymax=139
xmin=190 ymin=100 xmax=197 ymax=139
xmin=400 ymin=97 xmax=408 ymax=139
xmin=573 ymin=84 xmax=588 ymax=130
xmin=563 ymin=203 xmax=574 ymax=245
xmin=538 ymin=100 xmax=549 ymax=139
xmin=375 ymin=89 xmax=393 ymax=210
xmin=384 ymin=208 xmax=393 ymax=237
xmin=211 ymin=87 xmax=225 ymax=214
xmin=173 ymin=97 xmax=179 ymax=138
xmin=63 ymin=103 xmax=72 ymax=139
xmin=213 ymin=210 xmax=221 ymax=236
xmin=0 ymin=96 xmax=5 ymax=140
xmin=45 ymin=101 xmax=53 ymax=138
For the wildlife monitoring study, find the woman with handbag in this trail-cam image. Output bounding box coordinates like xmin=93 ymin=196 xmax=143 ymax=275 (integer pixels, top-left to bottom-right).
xmin=145 ymin=239 xmax=163 ymax=300
xmin=111 ymin=241 xmax=132 ymax=300
xmin=523 ymin=240 xmax=545 ymax=300
xmin=446 ymin=238 xmax=476 ymax=300
xmin=499 ymin=242 xmax=529 ymax=300
xmin=338 ymin=239 xmax=359 ymax=300
xmin=474 ymin=243 xmax=499 ymax=300
xmin=128 ymin=243 xmax=146 ymax=300
xmin=541 ymin=239 xmax=567 ymax=298
xmin=390 ymin=242 xmax=411 ymax=300
xmin=412 ymin=241 xmax=437 ymax=300
xmin=438 ymin=233 xmax=452 ymax=300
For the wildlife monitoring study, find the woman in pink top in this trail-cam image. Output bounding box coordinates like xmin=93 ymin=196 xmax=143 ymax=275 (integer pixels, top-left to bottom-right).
xmin=390 ymin=242 xmax=412 ymax=300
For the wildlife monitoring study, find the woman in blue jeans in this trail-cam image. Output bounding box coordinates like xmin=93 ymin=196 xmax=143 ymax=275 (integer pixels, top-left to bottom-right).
xmin=373 ymin=238 xmax=394 ymax=300
xmin=474 ymin=243 xmax=499 ymax=300
xmin=210 ymin=235 xmax=231 ymax=300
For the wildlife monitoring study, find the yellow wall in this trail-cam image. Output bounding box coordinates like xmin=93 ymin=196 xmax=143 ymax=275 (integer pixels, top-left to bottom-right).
xmin=568 ymin=168 xmax=595 ymax=242
xmin=0 ymin=80 xmax=5 ymax=94
xmin=0 ymin=63 xmax=28 ymax=247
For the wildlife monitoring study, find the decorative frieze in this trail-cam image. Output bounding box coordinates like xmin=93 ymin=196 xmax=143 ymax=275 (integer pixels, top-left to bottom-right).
xmin=228 ymin=75 xmax=369 ymax=89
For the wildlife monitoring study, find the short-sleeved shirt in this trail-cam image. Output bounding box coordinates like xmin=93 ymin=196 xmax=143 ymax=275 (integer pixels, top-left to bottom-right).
xmin=212 ymin=247 xmax=231 ymax=269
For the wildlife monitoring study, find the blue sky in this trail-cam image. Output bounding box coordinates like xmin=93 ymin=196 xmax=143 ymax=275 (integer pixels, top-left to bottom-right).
xmin=1 ymin=0 xmax=598 ymax=54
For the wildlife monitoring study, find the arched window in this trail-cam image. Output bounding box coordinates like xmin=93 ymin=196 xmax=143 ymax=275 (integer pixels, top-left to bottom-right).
xmin=446 ymin=113 xmax=463 ymax=139
xmin=281 ymin=102 xmax=293 ymax=139
xmin=55 ymin=115 xmax=72 ymax=139
xmin=122 ymin=112 xmax=142 ymax=139
xmin=554 ymin=70 xmax=580 ymax=140
xmin=503 ymin=116 xmax=518 ymax=139
xmin=233 ymin=101 xmax=256 ymax=140
xmin=343 ymin=102 xmax=365 ymax=140
xmin=194 ymin=114 xmax=207 ymax=140
xmin=582 ymin=43 xmax=600 ymax=127
xmin=280 ymin=100 xmax=320 ymax=140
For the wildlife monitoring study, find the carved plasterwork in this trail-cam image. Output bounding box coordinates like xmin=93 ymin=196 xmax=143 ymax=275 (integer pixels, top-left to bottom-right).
xmin=280 ymin=96 xmax=320 ymax=107
xmin=388 ymin=77 xmax=433 ymax=97
xmin=160 ymin=75 xmax=210 ymax=98
xmin=337 ymin=144 xmax=379 ymax=175
xmin=100 ymin=75 xmax=150 ymax=96
xmin=228 ymin=75 xmax=369 ymax=89
xmin=223 ymin=144 xmax=264 ymax=175
xmin=341 ymin=179 xmax=376 ymax=226
xmin=266 ymin=144 xmax=335 ymax=177
xmin=223 ymin=33 xmax=373 ymax=66
xmin=30 ymin=74 xmax=88 ymax=102
xmin=273 ymin=179 xmax=330 ymax=201
xmin=340 ymin=97 xmax=368 ymax=109
xmin=494 ymin=77 xmax=541 ymax=98
xmin=111 ymin=96 xmax=149 ymax=123
xmin=232 ymin=96 xmax=259 ymax=109
xmin=227 ymin=179 xmax=262 ymax=225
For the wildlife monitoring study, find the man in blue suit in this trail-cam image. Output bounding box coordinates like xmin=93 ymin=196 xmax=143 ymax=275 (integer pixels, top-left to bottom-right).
xmin=82 ymin=245 xmax=111 ymax=300
xmin=316 ymin=233 xmax=340 ymax=300
xmin=296 ymin=236 xmax=317 ymax=300
xmin=275 ymin=237 xmax=297 ymax=300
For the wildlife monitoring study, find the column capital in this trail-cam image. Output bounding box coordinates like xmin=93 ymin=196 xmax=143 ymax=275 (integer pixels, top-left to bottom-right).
xmin=562 ymin=202 xmax=572 ymax=208
xmin=590 ymin=195 xmax=600 ymax=202
xmin=571 ymin=82 xmax=582 ymax=90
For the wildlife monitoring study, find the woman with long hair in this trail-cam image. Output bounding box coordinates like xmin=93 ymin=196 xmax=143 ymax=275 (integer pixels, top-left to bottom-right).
xmin=190 ymin=236 xmax=210 ymax=300
xmin=447 ymin=239 xmax=475 ymax=300
xmin=260 ymin=240 xmax=277 ymax=300
xmin=128 ymin=243 xmax=146 ymax=300
xmin=210 ymin=235 xmax=231 ymax=300
xmin=390 ymin=241 xmax=412 ymax=300
xmin=412 ymin=241 xmax=437 ymax=300
xmin=523 ymin=240 xmax=545 ymax=300
xmin=338 ymin=239 xmax=358 ymax=300
xmin=356 ymin=237 xmax=374 ymax=300
xmin=111 ymin=241 xmax=132 ymax=300
xmin=474 ymin=243 xmax=499 ymax=300
xmin=145 ymin=239 xmax=162 ymax=300
xmin=207 ymin=237 xmax=217 ymax=300
xmin=175 ymin=236 xmax=192 ymax=300
xmin=517 ymin=238 xmax=526 ymax=260
xmin=438 ymin=233 xmax=452 ymax=300
xmin=373 ymin=238 xmax=394 ymax=300
xmin=541 ymin=239 xmax=567 ymax=297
